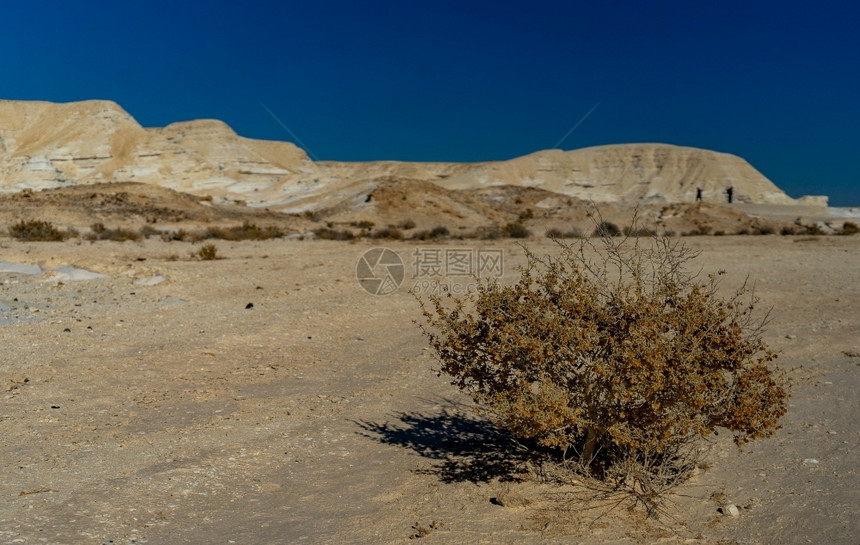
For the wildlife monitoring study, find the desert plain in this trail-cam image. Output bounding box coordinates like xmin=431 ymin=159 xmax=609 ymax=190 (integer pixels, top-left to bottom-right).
xmin=0 ymin=231 xmax=858 ymax=545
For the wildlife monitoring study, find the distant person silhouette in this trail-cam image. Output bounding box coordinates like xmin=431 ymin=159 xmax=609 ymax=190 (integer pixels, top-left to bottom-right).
xmin=696 ymin=188 xmax=703 ymax=202
xmin=726 ymin=186 xmax=734 ymax=204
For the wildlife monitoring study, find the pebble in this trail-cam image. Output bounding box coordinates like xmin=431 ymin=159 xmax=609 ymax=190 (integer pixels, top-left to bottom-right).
xmin=721 ymin=504 xmax=740 ymax=517
xmin=802 ymin=458 xmax=819 ymax=465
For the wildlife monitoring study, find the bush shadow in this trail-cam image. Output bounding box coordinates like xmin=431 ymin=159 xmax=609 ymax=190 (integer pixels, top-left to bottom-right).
xmin=356 ymin=402 xmax=535 ymax=483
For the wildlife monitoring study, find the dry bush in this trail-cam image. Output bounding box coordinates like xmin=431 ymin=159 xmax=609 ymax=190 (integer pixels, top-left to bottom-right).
xmin=841 ymin=221 xmax=859 ymax=236
xmin=202 ymin=222 xmax=285 ymax=241
xmin=417 ymin=227 xmax=787 ymax=514
xmin=9 ymin=220 xmax=70 ymax=241
xmin=313 ymin=227 xmax=355 ymax=240
xmin=85 ymin=223 xmax=141 ymax=242
xmin=593 ymin=220 xmax=621 ymax=237
xmin=372 ymin=227 xmax=404 ymax=240
xmin=412 ymin=226 xmax=450 ymax=240
xmin=503 ymin=222 xmax=531 ymax=239
xmin=197 ymin=243 xmax=219 ymax=261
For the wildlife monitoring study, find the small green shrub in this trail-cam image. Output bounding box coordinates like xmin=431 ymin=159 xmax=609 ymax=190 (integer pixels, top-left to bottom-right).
xmin=418 ymin=231 xmax=787 ymax=513
xmin=9 ymin=220 xmax=69 ymax=241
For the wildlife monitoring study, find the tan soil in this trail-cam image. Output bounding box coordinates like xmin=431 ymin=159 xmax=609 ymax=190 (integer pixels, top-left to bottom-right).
xmin=0 ymin=235 xmax=858 ymax=544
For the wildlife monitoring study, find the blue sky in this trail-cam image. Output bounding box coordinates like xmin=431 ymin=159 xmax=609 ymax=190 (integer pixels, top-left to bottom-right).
xmin=2 ymin=1 xmax=858 ymax=205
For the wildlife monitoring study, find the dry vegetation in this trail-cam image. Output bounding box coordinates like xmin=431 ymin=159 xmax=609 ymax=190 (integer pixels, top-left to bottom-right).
xmin=418 ymin=223 xmax=788 ymax=515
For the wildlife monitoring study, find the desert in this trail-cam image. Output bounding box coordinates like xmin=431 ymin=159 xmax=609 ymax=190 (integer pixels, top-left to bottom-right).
xmin=0 ymin=233 xmax=858 ymax=544
xmin=1 ymin=100 xmax=859 ymax=544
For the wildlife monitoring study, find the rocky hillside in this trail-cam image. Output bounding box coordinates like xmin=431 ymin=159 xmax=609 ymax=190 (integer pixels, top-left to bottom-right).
xmin=0 ymin=99 xmax=826 ymax=212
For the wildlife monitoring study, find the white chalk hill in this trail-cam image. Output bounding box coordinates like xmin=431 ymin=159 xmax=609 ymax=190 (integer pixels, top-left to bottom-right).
xmin=0 ymin=99 xmax=820 ymax=212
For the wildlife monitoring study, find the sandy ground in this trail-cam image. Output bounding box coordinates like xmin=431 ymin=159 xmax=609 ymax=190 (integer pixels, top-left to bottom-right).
xmin=0 ymin=235 xmax=857 ymax=544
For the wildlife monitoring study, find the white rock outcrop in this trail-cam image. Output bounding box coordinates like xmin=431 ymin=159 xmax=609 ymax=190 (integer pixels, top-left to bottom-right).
xmin=0 ymin=99 xmax=823 ymax=210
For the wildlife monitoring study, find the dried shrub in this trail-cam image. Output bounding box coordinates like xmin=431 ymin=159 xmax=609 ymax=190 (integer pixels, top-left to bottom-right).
xmin=593 ymin=221 xmax=621 ymax=237
xmin=313 ymin=227 xmax=355 ymax=240
xmin=623 ymin=226 xmax=656 ymax=237
xmin=503 ymin=222 xmax=531 ymax=239
xmin=372 ymin=227 xmax=404 ymax=240
xmin=350 ymin=220 xmax=375 ymax=230
xmin=413 ymin=226 xmax=450 ymax=240
xmin=397 ymin=219 xmax=417 ymax=230
xmin=9 ymin=220 xmax=70 ymax=241
xmin=202 ymin=222 xmax=285 ymax=241
xmin=197 ymin=243 xmax=218 ymax=261
xmin=139 ymin=225 xmax=160 ymax=238
xmin=85 ymin=223 xmax=141 ymax=242
xmin=841 ymin=221 xmax=859 ymax=236
xmin=417 ymin=230 xmax=787 ymax=514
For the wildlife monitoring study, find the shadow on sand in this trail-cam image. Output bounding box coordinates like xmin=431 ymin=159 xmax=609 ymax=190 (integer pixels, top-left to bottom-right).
xmin=356 ymin=402 xmax=535 ymax=483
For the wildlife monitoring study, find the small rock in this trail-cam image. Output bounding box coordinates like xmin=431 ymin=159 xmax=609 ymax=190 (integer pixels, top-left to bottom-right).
xmin=245 ymin=302 xmax=254 ymax=309
xmin=134 ymin=275 xmax=168 ymax=286
xmin=493 ymin=488 xmax=531 ymax=508
xmin=720 ymin=504 xmax=740 ymax=517
xmin=802 ymin=458 xmax=819 ymax=465
xmin=785 ymin=334 xmax=797 ymax=340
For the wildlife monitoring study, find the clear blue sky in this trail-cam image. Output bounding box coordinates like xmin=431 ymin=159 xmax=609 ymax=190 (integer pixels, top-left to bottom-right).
xmin=2 ymin=1 xmax=858 ymax=205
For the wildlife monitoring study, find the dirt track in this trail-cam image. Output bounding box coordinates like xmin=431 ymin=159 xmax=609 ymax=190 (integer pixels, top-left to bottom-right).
xmin=1 ymin=236 xmax=858 ymax=544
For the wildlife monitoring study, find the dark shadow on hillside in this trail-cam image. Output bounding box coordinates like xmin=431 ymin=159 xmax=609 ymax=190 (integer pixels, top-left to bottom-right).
xmin=356 ymin=405 xmax=536 ymax=483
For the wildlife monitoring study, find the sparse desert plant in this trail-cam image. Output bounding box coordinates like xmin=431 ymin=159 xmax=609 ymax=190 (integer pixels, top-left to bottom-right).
xmin=546 ymin=227 xmax=584 ymax=239
xmin=313 ymin=227 xmax=355 ymax=240
xmin=197 ymin=243 xmax=218 ymax=261
xmin=841 ymin=221 xmax=858 ymax=236
xmin=139 ymin=225 xmax=160 ymax=238
xmin=417 ymin=229 xmax=787 ymax=514
xmin=430 ymin=226 xmax=450 ymax=238
xmin=161 ymin=229 xmax=190 ymax=242
xmin=85 ymin=224 xmax=141 ymax=242
xmin=397 ymin=219 xmax=417 ymax=230
xmin=350 ymin=220 xmax=376 ymax=230
xmin=503 ymin=222 xmax=531 ymax=239
xmin=413 ymin=226 xmax=450 ymax=240
xmin=593 ymin=220 xmax=620 ymax=237
xmin=202 ymin=222 xmax=285 ymax=241
xmin=9 ymin=219 xmax=70 ymax=241
xmin=372 ymin=227 xmax=404 ymax=240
